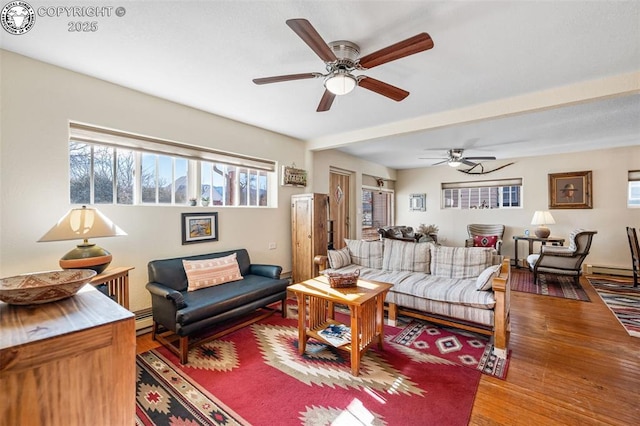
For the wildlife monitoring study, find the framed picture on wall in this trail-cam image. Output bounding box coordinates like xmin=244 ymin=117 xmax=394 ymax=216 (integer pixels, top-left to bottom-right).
xmin=548 ymin=170 xmax=592 ymax=209
xmin=181 ymin=212 xmax=219 ymax=244
xmin=409 ymin=193 xmax=426 ymax=211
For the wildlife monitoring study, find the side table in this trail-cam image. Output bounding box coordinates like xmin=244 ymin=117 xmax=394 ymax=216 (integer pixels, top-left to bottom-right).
xmin=513 ymin=235 xmax=565 ymax=269
xmin=90 ymin=266 xmax=134 ymax=309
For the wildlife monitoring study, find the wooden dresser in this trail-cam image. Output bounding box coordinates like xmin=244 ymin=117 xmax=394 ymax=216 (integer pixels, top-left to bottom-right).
xmin=0 ymin=284 xmax=135 ymax=425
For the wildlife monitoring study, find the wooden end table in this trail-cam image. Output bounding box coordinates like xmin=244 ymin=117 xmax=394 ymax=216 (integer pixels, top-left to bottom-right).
xmin=513 ymin=235 xmax=565 ymax=268
xmin=90 ymin=266 xmax=134 ymax=309
xmin=288 ymin=276 xmax=392 ymax=376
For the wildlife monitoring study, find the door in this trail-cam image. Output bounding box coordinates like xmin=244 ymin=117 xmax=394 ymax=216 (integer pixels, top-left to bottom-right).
xmin=292 ymin=195 xmax=313 ymax=282
xmin=330 ymin=171 xmax=350 ymax=250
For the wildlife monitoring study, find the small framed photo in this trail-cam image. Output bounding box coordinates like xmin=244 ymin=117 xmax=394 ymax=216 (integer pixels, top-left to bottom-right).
xmin=548 ymin=171 xmax=593 ymax=209
xmin=410 ymin=193 xmax=426 ymax=211
xmin=181 ymin=212 xmax=218 ymax=244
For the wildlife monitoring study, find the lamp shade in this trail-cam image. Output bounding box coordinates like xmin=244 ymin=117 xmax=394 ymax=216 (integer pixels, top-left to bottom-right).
xmin=531 ymin=210 xmax=555 ymax=238
xmin=38 ymin=206 xmax=127 ymax=273
xmin=38 ymin=206 xmax=126 ymax=242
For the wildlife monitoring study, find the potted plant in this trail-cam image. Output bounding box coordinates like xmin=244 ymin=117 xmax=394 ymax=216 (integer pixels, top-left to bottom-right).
xmin=188 ymin=197 xmax=197 ymax=206
xmin=201 ymin=197 xmax=210 ymax=206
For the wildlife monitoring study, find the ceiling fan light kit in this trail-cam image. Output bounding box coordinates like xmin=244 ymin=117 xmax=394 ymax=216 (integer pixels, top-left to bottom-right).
xmin=253 ymin=18 xmax=434 ymax=111
xmin=324 ymin=70 xmax=357 ymax=95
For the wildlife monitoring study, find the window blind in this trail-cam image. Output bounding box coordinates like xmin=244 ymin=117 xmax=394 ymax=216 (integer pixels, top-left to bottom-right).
xmin=69 ymin=122 xmax=276 ymax=172
xmin=442 ymin=178 xmax=522 ymax=190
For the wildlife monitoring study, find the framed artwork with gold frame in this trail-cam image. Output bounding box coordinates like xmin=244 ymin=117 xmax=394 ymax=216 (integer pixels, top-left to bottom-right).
xmin=548 ymin=170 xmax=592 ymax=209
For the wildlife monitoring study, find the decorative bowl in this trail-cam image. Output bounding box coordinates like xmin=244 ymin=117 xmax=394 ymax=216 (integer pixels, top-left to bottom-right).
xmin=0 ymin=269 xmax=97 ymax=305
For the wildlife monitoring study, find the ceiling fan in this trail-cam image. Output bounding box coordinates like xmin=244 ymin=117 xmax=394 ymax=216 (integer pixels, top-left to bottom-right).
xmin=252 ymin=18 xmax=434 ymax=112
xmin=420 ymin=149 xmax=497 ymax=167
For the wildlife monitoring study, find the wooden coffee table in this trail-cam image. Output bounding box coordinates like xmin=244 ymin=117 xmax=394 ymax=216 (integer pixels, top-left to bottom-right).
xmin=288 ymin=276 xmax=392 ymax=376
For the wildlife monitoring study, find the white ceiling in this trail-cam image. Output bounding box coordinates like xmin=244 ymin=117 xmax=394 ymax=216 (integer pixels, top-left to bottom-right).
xmin=2 ymin=1 xmax=639 ymax=169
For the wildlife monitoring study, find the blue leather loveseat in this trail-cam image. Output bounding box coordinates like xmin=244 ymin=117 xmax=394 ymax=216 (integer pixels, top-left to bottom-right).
xmin=146 ymin=248 xmax=289 ymax=363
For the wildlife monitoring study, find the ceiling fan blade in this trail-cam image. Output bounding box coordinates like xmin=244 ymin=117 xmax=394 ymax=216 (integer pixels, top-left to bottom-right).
xmin=431 ymin=160 xmax=448 ymax=166
xmin=317 ymin=90 xmax=335 ymax=112
xmin=286 ymin=19 xmax=337 ymax=63
xmin=463 ymin=156 xmax=497 ymax=160
xmin=461 ymin=159 xmax=478 ymax=167
xmin=358 ymin=33 xmax=434 ymax=69
xmin=253 ymin=73 xmax=319 ymax=85
xmin=358 ymin=77 xmax=409 ymax=101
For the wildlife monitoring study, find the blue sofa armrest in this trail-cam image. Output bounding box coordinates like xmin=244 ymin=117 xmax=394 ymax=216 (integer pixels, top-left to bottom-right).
xmin=146 ymin=281 xmax=187 ymax=309
xmin=249 ymin=264 xmax=283 ymax=280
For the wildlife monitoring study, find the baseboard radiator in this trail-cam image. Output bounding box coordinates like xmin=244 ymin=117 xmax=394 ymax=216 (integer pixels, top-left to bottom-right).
xmin=134 ymin=307 xmax=153 ymax=335
xmin=584 ymin=264 xmax=633 ymax=277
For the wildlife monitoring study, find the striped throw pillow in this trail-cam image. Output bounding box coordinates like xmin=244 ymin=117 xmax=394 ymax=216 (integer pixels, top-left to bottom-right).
xmin=430 ymin=245 xmax=495 ymax=279
xmin=328 ymin=247 xmax=351 ymax=269
xmin=345 ymin=239 xmax=383 ymax=269
xmin=183 ymin=253 xmax=243 ymax=291
xmin=382 ymin=239 xmax=431 ymax=273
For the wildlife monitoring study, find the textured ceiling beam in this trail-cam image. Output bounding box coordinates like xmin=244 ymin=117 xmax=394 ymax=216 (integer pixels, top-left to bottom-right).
xmin=306 ymin=71 xmax=640 ymax=151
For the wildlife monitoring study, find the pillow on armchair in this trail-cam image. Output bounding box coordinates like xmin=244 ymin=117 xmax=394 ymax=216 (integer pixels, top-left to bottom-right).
xmin=473 ymin=235 xmax=499 ymax=249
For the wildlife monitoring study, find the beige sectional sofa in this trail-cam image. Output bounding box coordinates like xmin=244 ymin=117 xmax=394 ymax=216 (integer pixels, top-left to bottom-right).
xmin=315 ymin=238 xmax=511 ymax=357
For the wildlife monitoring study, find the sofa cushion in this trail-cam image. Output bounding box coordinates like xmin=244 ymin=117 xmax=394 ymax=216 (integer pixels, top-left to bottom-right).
xmin=345 ymin=239 xmax=383 ymax=269
xmin=430 ymin=245 xmax=495 ymax=279
xmin=473 ymin=235 xmax=499 ymax=249
xmin=327 ymin=247 xmax=351 ymax=269
xmin=476 ymin=264 xmax=501 ymax=290
xmin=382 ymin=239 xmax=431 ymax=273
xmin=387 ymin=272 xmax=496 ymax=310
xmin=177 ymin=274 xmax=289 ymax=326
xmin=183 ymin=253 xmax=243 ymax=291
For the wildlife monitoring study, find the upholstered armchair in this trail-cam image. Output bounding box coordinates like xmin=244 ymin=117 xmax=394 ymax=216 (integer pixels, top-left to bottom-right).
xmin=528 ymin=229 xmax=597 ymax=285
xmin=465 ymin=224 xmax=505 ymax=254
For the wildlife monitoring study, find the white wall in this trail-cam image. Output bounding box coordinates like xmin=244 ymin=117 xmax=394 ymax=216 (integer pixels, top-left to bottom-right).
xmin=311 ymin=149 xmax=397 ymax=239
xmin=0 ymin=50 xmax=308 ymax=312
xmin=395 ymin=145 xmax=640 ymax=269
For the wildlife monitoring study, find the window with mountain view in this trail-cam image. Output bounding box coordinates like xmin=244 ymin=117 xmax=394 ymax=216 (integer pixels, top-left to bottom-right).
xmin=68 ymin=123 xmax=276 ymax=207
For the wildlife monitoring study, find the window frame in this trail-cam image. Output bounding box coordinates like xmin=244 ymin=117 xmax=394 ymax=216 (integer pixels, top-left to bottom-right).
xmin=68 ymin=123 xmax=277 ymax=208
xmin=441 ymin=178 xmax=523 ymax=210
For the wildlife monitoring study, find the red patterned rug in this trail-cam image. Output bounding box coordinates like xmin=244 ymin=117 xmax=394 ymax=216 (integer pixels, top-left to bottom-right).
xmin=136 ymin=303 xmax=508 ymax=425
xmin=510 ymin=268 xmax=590 ymax=301
xmin=588 ymin=277 xmax=640 ymax=337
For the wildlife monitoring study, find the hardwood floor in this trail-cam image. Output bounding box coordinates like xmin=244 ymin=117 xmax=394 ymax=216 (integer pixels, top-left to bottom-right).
xmin=136 ymin=274 xmax=640 ymax=425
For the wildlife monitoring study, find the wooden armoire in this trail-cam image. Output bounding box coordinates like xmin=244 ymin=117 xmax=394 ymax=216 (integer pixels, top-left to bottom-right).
xmin=291 ymin=193 xmax=329 ymax=283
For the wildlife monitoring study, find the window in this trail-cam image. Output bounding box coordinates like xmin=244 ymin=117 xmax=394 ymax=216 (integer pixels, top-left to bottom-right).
xmin=362 ymin=188 xmax=394 ymax=239
xmin=629 ymin=170 xmax=640 ymax=208
xmin=442 ymin=178 xmax=522 ymax=209
xmin=68 ymin=122 xmax=276 ymax=207
xmin=200 ymin=163 xmax=268 ymax=206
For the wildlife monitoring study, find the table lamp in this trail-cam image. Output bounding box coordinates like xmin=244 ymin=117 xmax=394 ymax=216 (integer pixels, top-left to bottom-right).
xmin=531 ymin=210 xmax=555 ymax=238
xmin=38 ymin=205 xmax=127 ymax=274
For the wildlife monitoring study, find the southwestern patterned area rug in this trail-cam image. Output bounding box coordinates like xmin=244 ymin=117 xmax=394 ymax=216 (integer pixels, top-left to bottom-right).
xmin=510 ymin=268 xmax=590 ymax=301
xmin=588 ymin=277 xmax=640 ymax=338
xmin=136 ymin=304 xmax=509 ymax=426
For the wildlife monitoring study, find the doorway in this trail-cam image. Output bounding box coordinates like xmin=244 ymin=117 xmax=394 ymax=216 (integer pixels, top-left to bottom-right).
xmin=329 ymin=170 xmax=351 ymax=249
